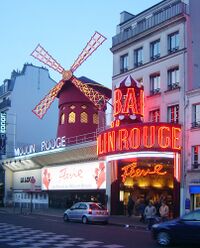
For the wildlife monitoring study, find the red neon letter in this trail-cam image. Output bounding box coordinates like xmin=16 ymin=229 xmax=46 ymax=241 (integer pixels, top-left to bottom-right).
xmin=103 ymin=132 xmax=108 ymax=154
xmin=113 ymin=89 xmax=122 ymax=116
xmin=129 ymin=128 xmax=140 ymax=149
xmin=143 ymin=125 xmax=155 ymax=148
xmin=97 ymin=135 xmax=104 ymax=155
xmin=108 ymin=131 xmax=116 ymax=152
xmin=158 ymin=126 xmax=171 ymax=148
xmin=119 ymin=129 xmax=129 ymax=151
xmin=122 ymin=88 xmax=138 ymax=115
xmin=172 ymin=127 xmax=181 ymax=150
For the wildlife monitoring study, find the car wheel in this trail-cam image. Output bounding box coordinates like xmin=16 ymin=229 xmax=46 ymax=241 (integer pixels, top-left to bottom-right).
xmin=82 ymin=216 xmax=88 ymax=224
xmin=157 ymin=231 xmax=171 ymax=246
xmin=63 ymin=214 xmax=69 ymax=222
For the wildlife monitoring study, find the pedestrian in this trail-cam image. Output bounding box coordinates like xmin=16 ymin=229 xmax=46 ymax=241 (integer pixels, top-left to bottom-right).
xmin=144 ymin=200 xmax=156 ymax=230
xmin=138 ymin=199 xmax=146 ymax=223
xmin=159 ymin=201 xmax=169 ymax=222
xmin=127 ymin=194 xmax=134 ymax=217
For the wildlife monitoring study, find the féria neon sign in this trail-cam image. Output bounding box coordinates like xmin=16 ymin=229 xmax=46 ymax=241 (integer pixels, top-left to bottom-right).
xmin=121 ymin=162 xmax=167 ymax=183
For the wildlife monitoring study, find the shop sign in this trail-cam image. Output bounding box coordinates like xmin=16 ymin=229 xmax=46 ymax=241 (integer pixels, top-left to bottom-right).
xmin=0 ymin=112 xmax=6 ymax=134
xmin=41 ymin=136 xmax=66 ymax=151
xmin=13 ymin=170 xmax=41 ymax=190
xmin=113 ymin=76 xmax=144 ymax=123
xmin=20 ymin=176 xmax=36 ymax=183
xmin=42 ymin=161 xmax=106 ymax=190
xmin=97 ymin=75 xmax=182 ymax=157
xmin=121 ymin=162 xmax=167 ymax=183
xmin=0 ymin=112 xmax=7 ymax=155
xmin=114 ymin=87 xmax=144 ymax=118
xmin=97 ymin=123 xmax=181 ymax=156
xmin=14 ymin=144 xmax=36 ymax=156
xmin=14 ymin=136 xmax=66 ymax=156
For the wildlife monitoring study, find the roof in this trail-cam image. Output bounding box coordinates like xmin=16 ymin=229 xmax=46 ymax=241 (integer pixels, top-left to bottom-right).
xmin=78 ymin=76 xmax=112 ymax=99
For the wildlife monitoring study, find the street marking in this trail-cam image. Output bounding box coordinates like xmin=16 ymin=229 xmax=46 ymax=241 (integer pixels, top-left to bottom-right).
xmin=0 ymin=222 xmax=125 ymax=247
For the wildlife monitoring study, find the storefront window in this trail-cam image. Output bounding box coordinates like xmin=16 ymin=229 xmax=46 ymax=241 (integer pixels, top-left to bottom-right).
xmin=195 ymin=194 xmax=200 ymax=209
xmin=192 ymin=145 xmax=200 ymax=169
xmin=117 ymin=157 xmax=174 ymax=217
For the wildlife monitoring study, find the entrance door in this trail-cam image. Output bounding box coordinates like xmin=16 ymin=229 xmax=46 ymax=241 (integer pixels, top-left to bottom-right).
xmin=194 ymin=194 xmax=200 ymax=210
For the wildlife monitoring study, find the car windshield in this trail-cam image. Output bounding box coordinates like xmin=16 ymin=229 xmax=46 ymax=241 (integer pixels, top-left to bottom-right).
xmin=89 ymin=203 xmax=105 ymax=210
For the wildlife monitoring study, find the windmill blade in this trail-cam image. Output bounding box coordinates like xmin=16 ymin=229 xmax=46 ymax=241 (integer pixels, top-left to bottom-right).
xmin=71 ymin=77 xmax=110 ymax=110
xmin=70 ymin=31 xmax=107 ymax=73
xmin=31 ymin=44 xmax=65 ymax=74
xmin=32 ymin=80 xmax=65 ymax=119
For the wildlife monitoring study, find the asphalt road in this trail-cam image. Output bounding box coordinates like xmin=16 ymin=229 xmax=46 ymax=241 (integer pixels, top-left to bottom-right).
xmin=0 ymin=213 xmax=195 ymax=248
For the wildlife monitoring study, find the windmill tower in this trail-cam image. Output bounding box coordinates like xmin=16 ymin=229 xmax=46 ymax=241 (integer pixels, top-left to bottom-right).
xmin=31 ymin=32 xmax=111 ymax=140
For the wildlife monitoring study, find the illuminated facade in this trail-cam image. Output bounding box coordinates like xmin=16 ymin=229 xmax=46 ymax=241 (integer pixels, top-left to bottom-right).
xmin=110 ymin=0 xmax=200 ymax=214
xmin=98 ymin=75 xmax=182 ymax=217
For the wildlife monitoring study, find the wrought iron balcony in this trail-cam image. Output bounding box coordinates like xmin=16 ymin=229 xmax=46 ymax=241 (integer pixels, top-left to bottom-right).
xmin=191 ymin=121 xmax=200 ymax=128
xmin=150 ymin=88 xmax=161 ymax=95
xmin=112 ymin=1 xmax=187 ymax=47
xmin=192 ymin=163 xmax=200 ymax=169
xmin=167 ymin=82 xmax=180 ymax=90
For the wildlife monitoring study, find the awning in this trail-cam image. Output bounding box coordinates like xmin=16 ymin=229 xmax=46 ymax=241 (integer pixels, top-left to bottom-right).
xmin=189 ymin=185 xmax=200 ymax=194
xmin=1 ymin=141 xmax=97 ymax=171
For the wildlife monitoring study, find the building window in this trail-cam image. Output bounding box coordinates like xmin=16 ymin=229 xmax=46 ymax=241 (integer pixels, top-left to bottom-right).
xmin=4 ymin=81 xmax=8 ymax=93
xmin=150 ymin=74 xmax=160 ymax=95
xmin=150 ymin=39 xmax=160 ymax=60
xmin=68 ymin=112 xmax=76 ymax=123
xmin=149 ymin=109 xmax=160 ymax=122
xmin=192 ymin=104 xmax=200 ymax=128
xmin=70 ymin=105 xmax=76 ymax=110
xmin=120 ymin=54 xmax=128 ymax=73
xmin=80 ymin=112 xmax=88 ymax=123
xmin=137 ymin=19 xmax=146 ymax=32
xmin=192 ymin=145 xmax=200 ymax=169
xmin=60 ymin=113 xmax=65 ymax=125
xmin=134 ymin=47 xmax=143 ymax=67
xmin=167 ymin=105 xmax=179 ymax=123
xmin=168 ymin=32 xmax=179 ymax=53
xmin=81 ymin=105 xmax=87 ymax=109
xmin=123 ymin=27 xmax=132 ymax=39
xmin=93 ymin=113 xmax=98 ymax=124
xmin=168 ymin=67 xmax=180 ymax=90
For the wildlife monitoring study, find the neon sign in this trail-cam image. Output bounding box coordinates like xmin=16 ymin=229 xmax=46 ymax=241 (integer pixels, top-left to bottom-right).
xmin=121 ymin=162 xmax=167 ymax=183
xmin=97 ymin=123 xmax=181 ymax=156
xmin=114 ymin=88 xmax=144 ymax=117
xmin=113 ymin=76 xmax=144 ymax=123
xmin=97 ymin=75 xmax=182 ymax=157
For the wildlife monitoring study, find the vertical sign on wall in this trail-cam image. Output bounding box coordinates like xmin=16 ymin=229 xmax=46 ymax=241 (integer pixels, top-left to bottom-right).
xmin=0 ymin=112 xmax=7 ymax=155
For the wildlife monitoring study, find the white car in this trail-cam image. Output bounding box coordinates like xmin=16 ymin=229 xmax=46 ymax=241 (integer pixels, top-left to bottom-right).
xmin=63 ymin=202 xmax=109 ymax=224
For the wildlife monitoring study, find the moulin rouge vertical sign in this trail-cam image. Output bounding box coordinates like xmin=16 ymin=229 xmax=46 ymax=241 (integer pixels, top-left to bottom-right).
xmin=97 ymin=76 xmax=181 ymax=156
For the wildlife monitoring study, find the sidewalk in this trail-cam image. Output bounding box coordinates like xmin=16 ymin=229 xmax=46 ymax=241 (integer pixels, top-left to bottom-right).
xmin=0 ymin=207 xmax=147 ymax=229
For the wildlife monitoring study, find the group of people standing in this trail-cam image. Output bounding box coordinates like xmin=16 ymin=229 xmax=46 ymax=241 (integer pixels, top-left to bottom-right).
xmin=127 ymin=194 xmax=169 ymax=230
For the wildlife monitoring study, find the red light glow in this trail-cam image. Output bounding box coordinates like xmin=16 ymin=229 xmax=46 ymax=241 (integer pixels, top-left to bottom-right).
xmin=97 ymin=123 xmax=181 ymax=156
xmin=121 ymin=162 xmax=167 ymax=183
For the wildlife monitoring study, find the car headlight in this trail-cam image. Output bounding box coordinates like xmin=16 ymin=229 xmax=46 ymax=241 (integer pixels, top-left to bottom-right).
xmin=152 ymin=224 xmax=159 ymax=228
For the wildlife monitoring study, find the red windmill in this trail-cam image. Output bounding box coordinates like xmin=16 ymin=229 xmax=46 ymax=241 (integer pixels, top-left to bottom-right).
xmin=31 ymin=31 xmax=111 ymax=140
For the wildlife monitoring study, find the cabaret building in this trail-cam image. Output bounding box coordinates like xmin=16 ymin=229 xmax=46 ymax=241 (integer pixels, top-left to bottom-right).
xmin=97 ymin=76 xmax=182 ymax=217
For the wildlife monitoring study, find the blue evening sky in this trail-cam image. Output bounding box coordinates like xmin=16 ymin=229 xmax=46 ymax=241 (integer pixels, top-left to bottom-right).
xmin=0 ymin=0 xmax=160 ymax=89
